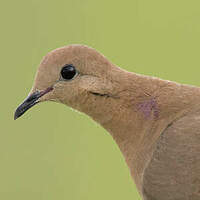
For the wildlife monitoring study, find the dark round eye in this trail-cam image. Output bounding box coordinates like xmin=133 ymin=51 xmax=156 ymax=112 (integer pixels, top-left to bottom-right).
xmin=61 ymin=64 xmax=77 ymax=80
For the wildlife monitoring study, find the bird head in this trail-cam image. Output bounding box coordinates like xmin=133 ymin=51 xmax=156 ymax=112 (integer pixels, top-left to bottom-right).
xmin=14 ymin=45 xmax=126 ymax=123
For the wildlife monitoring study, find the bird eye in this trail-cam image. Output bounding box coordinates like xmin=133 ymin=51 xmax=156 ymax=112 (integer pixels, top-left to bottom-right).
xmin=61 ymin=64 xmax=77 ymax=80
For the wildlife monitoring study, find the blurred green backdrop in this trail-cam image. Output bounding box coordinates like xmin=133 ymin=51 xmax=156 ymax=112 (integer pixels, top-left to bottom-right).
xmin=1 ymin=0 xmax=200 ymax=200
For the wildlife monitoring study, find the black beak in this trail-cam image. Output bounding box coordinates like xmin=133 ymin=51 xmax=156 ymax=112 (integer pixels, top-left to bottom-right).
xmin=14 ymin=87 xmax=53 ymax=120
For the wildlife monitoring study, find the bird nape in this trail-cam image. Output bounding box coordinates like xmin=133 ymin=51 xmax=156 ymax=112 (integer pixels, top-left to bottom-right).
xmin=15 ymin=44 xmax=200 ymax=200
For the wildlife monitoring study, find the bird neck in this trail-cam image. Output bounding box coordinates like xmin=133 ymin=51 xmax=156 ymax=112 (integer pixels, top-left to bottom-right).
xmin=97 ymin=72 xmax=200 ymax=192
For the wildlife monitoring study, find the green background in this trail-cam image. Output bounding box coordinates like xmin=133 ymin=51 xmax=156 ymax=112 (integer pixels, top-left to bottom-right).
xmin=1 ymin=0 xmax=200 ymax=199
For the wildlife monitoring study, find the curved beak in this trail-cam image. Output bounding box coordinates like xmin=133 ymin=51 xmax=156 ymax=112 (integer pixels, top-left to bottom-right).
xmin=14 ymin=87 xmax=53 ymax=120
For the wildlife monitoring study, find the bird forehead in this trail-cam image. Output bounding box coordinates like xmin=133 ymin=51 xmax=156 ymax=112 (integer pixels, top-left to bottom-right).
xmin=41 ymin=44 xmax=105 ymax=65
xmin=38 ymin=45 xmax=111 ymax=79
xmin=41 ymin=49 xmax=77 ymax=66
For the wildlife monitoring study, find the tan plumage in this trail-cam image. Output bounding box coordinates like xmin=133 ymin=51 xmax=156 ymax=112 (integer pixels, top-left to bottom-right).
xmin=15 ymin=45 xmax=200 ymax=200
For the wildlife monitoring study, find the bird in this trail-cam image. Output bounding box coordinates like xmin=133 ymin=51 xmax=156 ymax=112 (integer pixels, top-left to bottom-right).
xmin=14 ymin=44 xmax=200 ymax=200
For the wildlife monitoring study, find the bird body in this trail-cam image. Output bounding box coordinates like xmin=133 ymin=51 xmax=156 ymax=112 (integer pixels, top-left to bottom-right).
xmin=143 ymin=109 xmax=200 ymax=200
xmin=15 ymin=45 xmax=200 ymax=199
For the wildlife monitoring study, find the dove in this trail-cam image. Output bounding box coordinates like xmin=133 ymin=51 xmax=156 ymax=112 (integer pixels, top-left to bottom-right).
xmin=14 ymin=45 xmax=200 ymax=200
